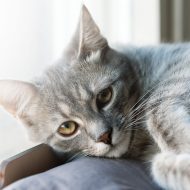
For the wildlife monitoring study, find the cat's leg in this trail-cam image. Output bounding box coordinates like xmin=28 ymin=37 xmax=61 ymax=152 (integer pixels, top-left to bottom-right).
xmin=147 ymin=103 xmax=190 ymax=153
xmin=146 ymin=100 xmax=190 ymax=190
xmin=152 ymin=152 xmax=190 ymax=190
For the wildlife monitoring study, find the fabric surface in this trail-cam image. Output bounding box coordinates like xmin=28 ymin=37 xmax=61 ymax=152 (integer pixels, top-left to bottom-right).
xmin=4 ymin=157 xmax=162 ymax=190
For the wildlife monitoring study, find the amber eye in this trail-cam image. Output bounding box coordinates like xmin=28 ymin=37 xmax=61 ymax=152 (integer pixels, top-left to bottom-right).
xmin=96 ymin=87 xmax=112 ymax=109
xmin=58 ymin=121 xmax=78 ymax=137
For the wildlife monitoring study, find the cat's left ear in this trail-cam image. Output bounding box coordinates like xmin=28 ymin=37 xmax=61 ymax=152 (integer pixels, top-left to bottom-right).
xmin=66 ymin=5 xmax=108 ymax=58
xmin=0 ymin=80 xmax=38 ymax=116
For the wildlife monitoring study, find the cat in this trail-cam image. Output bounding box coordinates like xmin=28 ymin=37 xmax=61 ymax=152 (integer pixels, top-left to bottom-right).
xmin=1 ymin=5 xmax=190 ymax=190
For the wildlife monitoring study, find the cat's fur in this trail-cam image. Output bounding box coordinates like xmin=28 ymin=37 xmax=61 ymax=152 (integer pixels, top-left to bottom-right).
xmin=1 ymin=5 xmax=190 ymax=190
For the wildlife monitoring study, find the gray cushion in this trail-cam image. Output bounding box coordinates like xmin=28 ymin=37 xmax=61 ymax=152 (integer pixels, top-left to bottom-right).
xmin=4 ymin=157 xmax=162 ymax=190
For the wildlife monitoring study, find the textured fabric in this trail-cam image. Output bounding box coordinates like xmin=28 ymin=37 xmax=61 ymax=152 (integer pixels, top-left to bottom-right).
xmin=4 ymin=157 xmax=162 ymax=190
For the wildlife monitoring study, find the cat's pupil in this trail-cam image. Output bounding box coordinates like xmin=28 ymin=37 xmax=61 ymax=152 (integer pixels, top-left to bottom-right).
xmin=101 ymin=91 xmax=109 ymax=99
xmin=65 ymin=123 xmax=71 ymax=128
xmin=63 ymin=121 xmax=76 ymax=129
xmin=96 ymin=87 xmax=112 ymax=110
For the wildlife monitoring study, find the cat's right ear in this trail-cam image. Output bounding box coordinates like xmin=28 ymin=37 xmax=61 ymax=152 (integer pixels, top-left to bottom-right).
xmin=65 ymin=5 xmax=108 ymax=59
xmin=0 ymin=80 xmax=38 ymax=117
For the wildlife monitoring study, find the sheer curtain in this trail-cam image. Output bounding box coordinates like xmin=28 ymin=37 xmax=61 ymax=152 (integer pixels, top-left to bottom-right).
xmin=53 ymin=0 xmax=160 ymax=59
xmin=0 ymin=0 xmax=160 ymax=161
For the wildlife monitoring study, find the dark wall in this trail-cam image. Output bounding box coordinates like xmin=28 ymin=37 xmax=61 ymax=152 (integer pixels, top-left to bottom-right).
xmin=160 ymin=0 xmax=190 ymax=42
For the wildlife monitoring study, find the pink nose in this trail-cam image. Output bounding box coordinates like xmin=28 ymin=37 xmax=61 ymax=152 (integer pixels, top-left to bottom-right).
xmin=97 ymin=131 xmax=112 ymax=145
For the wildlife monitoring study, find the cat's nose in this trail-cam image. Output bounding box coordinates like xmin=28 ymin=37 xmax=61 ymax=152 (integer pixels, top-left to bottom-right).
xmin=97 ymin=130 xmax=112 ymax=145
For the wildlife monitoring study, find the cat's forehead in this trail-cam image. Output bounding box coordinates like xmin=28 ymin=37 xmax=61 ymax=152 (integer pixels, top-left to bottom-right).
xmin=39 ymin=50 xmax=121 ymax=107
xmin=59 ymin=51 xmax=118 ymax=90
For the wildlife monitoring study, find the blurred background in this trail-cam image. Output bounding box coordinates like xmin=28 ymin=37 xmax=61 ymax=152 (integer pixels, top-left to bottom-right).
xmin=0 ymin=0 xmax=189 ymax=161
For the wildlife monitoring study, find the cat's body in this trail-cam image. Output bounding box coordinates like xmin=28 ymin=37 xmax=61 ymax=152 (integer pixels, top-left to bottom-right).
xmin=120 ymin=44 xmax=190 ymax=189
xmin=1 ymin=6 xmax=190 ymax=190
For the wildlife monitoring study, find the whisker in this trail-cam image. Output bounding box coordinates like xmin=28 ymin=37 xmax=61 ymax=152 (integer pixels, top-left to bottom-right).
xmin=67 ymin=151 xmax=85 ymax=162
xmin=128 ymin=102 xmax=159 ymax=122
xmin=127 ymin=92 xmax=175 ymax=123
xmin=128 ymin=81 xmax=161 ymax=114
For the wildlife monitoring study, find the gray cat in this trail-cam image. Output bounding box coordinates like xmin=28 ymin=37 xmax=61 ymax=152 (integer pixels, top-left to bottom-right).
xmin=1 ymin=5 xmax=190 ymax=190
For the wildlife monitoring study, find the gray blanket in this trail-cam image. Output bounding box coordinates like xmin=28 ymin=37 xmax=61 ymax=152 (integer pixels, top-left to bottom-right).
xmin=4 ymin=157 xmax=162 ymax=190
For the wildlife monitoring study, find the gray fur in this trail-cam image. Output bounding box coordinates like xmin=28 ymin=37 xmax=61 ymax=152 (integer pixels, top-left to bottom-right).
xmin=1 ymin=5 xmax=190 ymax=190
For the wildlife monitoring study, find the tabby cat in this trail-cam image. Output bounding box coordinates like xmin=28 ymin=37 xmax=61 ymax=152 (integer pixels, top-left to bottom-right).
xmin=1 ymin=5 xmax=190 ymax=190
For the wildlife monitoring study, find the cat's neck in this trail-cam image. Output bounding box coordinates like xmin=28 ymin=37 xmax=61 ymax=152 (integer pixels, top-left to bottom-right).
xmin=124 ymin=128 xmax=158 ymax=160
xmin=118 ymin=45 xmax=160 ymax=93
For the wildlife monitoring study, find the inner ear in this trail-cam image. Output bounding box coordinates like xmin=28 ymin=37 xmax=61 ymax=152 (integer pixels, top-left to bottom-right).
xmin=0 ymin=80 xmax=38 ymax=116
xmin=78 ymin=5 xmax=108 ymax=57
xmin=65 ymin=5 xmax=108 ymax=60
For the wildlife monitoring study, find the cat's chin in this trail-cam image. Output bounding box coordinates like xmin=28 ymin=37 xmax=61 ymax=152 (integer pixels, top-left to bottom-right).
xmin=88 ymin=130 xmax=132 ymax=158
xmin=88 ymin=142 xmax=111 ymax=157
xmin=90 ymin=135 xmax=131 ymax=158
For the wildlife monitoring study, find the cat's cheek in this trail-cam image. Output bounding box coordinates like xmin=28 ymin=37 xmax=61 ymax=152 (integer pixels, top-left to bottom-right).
xmin=87 ymin=140 xmax=111 ymax=156
xmin=21 ymin=122 xmax=52 ymax=143
xmin=25 ymin=127 xmax=44 ymax=143
xmin=106 ymin=132 xmax=131 ymax=158
xmin=111 ymin=127 xmax=125 ymax=145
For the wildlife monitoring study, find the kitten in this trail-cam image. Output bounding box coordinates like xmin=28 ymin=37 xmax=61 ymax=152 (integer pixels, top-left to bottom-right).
xmin=1 ymin=5 xmax=190 ymax=190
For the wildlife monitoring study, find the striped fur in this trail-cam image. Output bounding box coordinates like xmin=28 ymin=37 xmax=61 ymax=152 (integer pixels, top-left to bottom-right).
xmin=1 ymin=6 xmax=190 ymax=190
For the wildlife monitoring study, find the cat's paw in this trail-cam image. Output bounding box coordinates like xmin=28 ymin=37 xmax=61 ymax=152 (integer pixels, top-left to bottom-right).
xmin=152 ymin=152 xmax=190 ymax=190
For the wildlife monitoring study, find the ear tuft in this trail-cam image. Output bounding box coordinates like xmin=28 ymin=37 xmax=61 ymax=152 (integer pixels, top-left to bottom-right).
xmin=0 ymin=80 xmax=38 ymax=116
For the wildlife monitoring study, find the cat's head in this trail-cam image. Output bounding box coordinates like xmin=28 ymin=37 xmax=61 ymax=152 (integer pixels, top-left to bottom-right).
xmin=0 ymin=6 xmax=139 ymax=158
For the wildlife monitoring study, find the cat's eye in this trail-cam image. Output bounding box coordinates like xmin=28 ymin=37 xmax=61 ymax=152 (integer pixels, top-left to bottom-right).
xmin=58 ymin=121 xmax=79 ymax=137
xmin=96 ymin=87 xmax=112 ymax=109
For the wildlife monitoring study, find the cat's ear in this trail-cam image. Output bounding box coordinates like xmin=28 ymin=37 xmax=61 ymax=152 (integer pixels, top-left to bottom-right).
xmin=66 ymin=5 xmax=108 ymax=58
xmin=0 ymin=80 xmax=38 ymax=116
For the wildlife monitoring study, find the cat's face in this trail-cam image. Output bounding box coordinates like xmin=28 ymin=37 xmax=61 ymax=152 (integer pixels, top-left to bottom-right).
xmin=0 ymin=6 xmax=138 ymax=158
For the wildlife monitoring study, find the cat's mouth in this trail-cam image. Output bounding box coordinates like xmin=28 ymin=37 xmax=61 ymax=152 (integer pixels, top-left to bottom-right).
xmin=91 ymin=130 xmax=132 ymax=158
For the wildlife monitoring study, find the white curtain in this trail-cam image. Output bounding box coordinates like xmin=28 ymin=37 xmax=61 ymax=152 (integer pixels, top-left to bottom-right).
xmin=0 ymin=0 xmax=160 ymax=161
xmin=53 ymin=0 xmax=160 ymax=59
